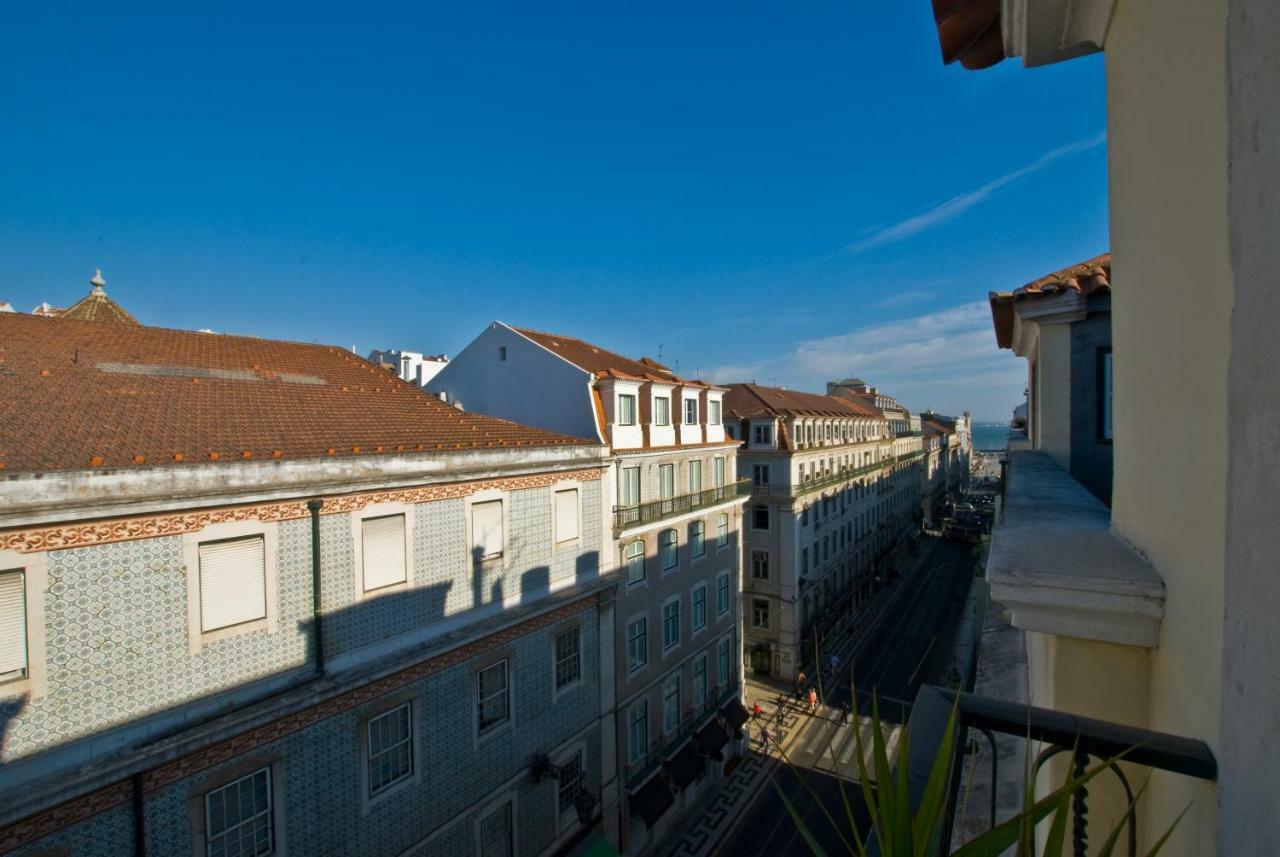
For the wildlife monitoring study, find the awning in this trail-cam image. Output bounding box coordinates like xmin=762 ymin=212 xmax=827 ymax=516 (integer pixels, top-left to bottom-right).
xmin=694 ymin=717 xmax=729 ymax=760
xmin=628 ymin=775 xmax=674 ymax=829
xmin=664 ymin=741 xmax=706 ymax=790
xmin=721 ymin=698 xmax=750 ymax=732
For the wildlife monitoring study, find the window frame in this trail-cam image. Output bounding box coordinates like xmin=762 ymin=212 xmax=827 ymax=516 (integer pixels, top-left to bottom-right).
xmin=468 ymin=494 xmax=507 ymax=566
xmin=617 ymin=393 xmax=637 ymax=426
xmin=360 ymin=698 xmax=421 ymax=811
xmin=661 ymin=596 xmax=681 ymax=653
xmin=627 ymin=614 xmax=649 ymax=675
xmin=628 ymin=699 xmax=649 ymax=765
xmin=654 ymin=395 xmax=671 ymax=426
xmin=619 ymin=466 xmax=641 ymax=507
xmin=691 ymin=583 xmax=708 ymax=634
xmin=625 ymin=539 xmax=646 ymax=587
xmin=0 ymin=550 xmax=46 ymax=699
xmin=474 ymin=791 xmax=518 ymax=857
xmin=662 ymin=672 xmax=681 ymax=736
xmin=716 ymin=513 xmax=730 ymax=549
xmin=475 ymin=657 xmax=513 ymax=742
xmin=716 ymin=571 xmax=730 ymax=617
xmin=189 ymin=758 xmax=285 ymax=857
xmin=659 ymin=528 xmax=679 ymax=571
xmin=751 ymin=549 xmax=769 ymax=580
xmin=689 ymin=520 xmax=706 ymax=559
xmin=717 ymin=636 xmax=731 ymax=685
xmin=708 ymin=399 xmax=721 ymax=425
xmin=552 ymin=625 xmax=583 ymax=697
xmin=351 ymin=502 xmax=416 ymax=599
xmin=683 ymin=397 xmax=698 ymax=426
xmin=693 ymin=653 xmax=708 ymax=707
xmin=750 ymin=506 xmax=769 ymax=531
xmin=182 ymin=521 xmax=278 ymax=655
xmin=752 ymin=598 xmax=770 ymax=629
xmin=552 ymin=484 xmax=581 ymax=546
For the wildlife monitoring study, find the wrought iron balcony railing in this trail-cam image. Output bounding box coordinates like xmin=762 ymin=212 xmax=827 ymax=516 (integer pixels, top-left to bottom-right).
xmin=887 ymin=685 xmax=1217 ymax=857
xmin=753 ymin=451 xmax=928 ymax=499
xmin=612 ymin=479 xmax=751 ymax=530
xmin=625 ymin=682 xmax=740 ymax=785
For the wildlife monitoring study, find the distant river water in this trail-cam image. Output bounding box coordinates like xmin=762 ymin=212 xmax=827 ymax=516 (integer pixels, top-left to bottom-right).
xmin=971 ymin=423 xmax=1010 ymax=451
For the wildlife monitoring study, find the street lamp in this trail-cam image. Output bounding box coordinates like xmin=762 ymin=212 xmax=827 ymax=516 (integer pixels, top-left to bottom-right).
xmin=530 ymin=755 xmax=597 ymax=826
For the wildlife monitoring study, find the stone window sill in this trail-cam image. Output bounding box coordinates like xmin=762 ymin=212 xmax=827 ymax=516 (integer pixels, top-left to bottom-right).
xmin=987 ymin=450 xmax=1164 ymax=647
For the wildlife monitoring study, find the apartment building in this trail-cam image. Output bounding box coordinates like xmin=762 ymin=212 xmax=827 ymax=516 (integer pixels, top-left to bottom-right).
xmin=367 ymin=348 xmax=450 ymax=388
xmin=722 ymin=383 xmax=924 ymax=682
xmin=929 ymin=0 xmax=1280 ymax=851
xmin=429 ymin=323 xmax=749 ymax=854
xmin=0 ymin=310 xmax=616 ymax=857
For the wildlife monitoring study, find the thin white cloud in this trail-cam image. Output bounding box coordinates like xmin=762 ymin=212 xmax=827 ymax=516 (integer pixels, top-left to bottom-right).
xmin=846 ymin=132 xmax=1106 ymax=255
xmin=708 ymin=301 xmax=1025 ymax=420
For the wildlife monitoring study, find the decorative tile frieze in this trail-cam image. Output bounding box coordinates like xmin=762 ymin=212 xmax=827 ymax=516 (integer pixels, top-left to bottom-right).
xmin=0 ymin=468 xmax=603 ymax=554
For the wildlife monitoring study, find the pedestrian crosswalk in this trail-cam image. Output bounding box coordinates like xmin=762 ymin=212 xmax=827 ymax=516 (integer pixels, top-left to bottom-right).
xmin=781 ymin=712 xmax=903 ymax=783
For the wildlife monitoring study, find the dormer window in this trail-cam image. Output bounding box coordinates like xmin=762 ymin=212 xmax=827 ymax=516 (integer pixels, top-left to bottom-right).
xmin=708 ymin=400 xmax=721 ymax=425
xmin=618 ymin=394 xmax=637 ymax=426
xmin=753 ymin=424 xmax=772 ymax=445
xmin=684 ymin=398 xmax=698 ymax=425
xmin=654 ymin=396 xmax=671 ymax=426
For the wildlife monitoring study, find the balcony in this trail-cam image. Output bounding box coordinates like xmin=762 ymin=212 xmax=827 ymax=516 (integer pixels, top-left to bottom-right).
xmin=612 ymin=479 xmax=751 ymax=530
xmin=755 ymin=451 xmax=927 ymax=499
xmin=894 ymin=685 xmax=1216 ymax=857
xmin=626 ymin=682 xmax=741 ymax=786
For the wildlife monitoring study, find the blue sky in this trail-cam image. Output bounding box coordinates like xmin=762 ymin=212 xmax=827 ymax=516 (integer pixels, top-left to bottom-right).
xmin=0 ymin=2 xmax=1107 ymax=421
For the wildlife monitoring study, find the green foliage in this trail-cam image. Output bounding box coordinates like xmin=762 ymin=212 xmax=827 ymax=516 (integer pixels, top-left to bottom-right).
xmin=769 ymin=686 xmax=1185 ymax=857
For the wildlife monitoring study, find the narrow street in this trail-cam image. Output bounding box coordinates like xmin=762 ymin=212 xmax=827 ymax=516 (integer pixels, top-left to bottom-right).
xmin=717 ymin=538 xmax=976 ymax=856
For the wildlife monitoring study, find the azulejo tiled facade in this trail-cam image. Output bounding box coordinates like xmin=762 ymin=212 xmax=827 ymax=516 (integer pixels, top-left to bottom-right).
xmin=0 ymin=467 xmax=613 ymax=857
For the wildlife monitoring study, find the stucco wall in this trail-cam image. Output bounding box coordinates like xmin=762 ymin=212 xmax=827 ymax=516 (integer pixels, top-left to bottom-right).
xmin=1219 ymin=0 xmax=1280 ymax=849
xmin=428 ymin=323 xmax=600 ymax=442
xmin=1036 ymin=324 xmax=1073 ymax=470
xmin=1106 ymin=0 xmax=1231 ymax=851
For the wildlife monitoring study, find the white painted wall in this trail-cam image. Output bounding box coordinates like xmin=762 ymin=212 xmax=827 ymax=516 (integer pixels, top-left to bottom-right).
xmin=427 ymin=323 xmax=601 ymax=442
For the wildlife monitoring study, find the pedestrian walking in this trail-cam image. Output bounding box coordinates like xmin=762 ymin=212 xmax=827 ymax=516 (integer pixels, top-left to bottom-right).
xmin=760 ymin=725 xmax=772 ymax=755
xmin=829 ymin=654 xmax=840 ymax=674
xmin=808 ymin=687 xmax=818 ymax=715
xmin=839 ymin=701 xmax=850 ymax=725
xmin=752 ymin=700 xmax=763 ymax=720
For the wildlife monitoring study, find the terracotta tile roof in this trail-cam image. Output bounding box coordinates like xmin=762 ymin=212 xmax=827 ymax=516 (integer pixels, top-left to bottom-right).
xmin=826 ymin=387 xmax=885 ymax=418
xmin=61 ymin=273 xmax=140 ymax=326
xmin=989 ymin=253 xmax=1111 ymax=348
xmin=0 ymin=313 xmax=593 ymax=475
xmin=931 ymin=0 xmax=1005 ymax=69
xmin=513 ymin=326 xmax=714 ymax=387
xmin=722 ymin=384 xmax=879 ymax=420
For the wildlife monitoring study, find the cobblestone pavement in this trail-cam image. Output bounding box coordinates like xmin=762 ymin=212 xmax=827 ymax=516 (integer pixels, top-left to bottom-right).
xmin=653 ymin=538 xmax=943 ymax=857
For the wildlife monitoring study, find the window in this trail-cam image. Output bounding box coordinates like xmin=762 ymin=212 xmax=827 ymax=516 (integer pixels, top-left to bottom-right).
xmin=692 ymin=585 xmax=707 ymax=631
xmin=663 ymin=674 xmax=681 ymax=734
xmin=752 ymin=464 xmax=770 ymax=487
xmin=205 ymin=768 xmax=274 ymax=857
xmin=557 ymin=751 xmax=585 ymax=815
xmin=625 ymin=540 xmax=646 ymax=585
xmin=713 ymin=457 xmax=725 ymax=488
xmin=751 ymin=506 xmax=769 ymax=530
xmin=752 ymin=598 xmax=770 ymax=629
xmin=472 ymin=500 xmax=504 ymax=561
xmin=627 ymin=616 xmax=648 ymax=672
xmin=658 ymin=464 xmax=675 ymax=500
xmin=199 ymin=536 xmax=267 ymax=632
xmin=499 ymin=346 xmax=507 ymax=361
xmin=690 ymin=521 xmax=705 ymax=558
xmin=479 ymin=800 xmax=513 ymax=857
xmin=654 ymin=396 xmax=671 ymax=426
xmin=367 ymin=703 xmax=414 ymax=797
xmin=555 ymin=627 xmax=581 ymax=690
xmin=617 ymin=394 xmax=637 ymax=426
xmin=716 ymin=513 xmax=729 ymax=548
xmin=477 ymin=660 xmax=510 ymax=735
xmin=693 ymin=655 xmax=708 ymax=706
xmin=801 ymin=506 xmax=809 ymax=526
xmin=751 ymin=550 xmax=769 ymax=580
xmin=801 ymin=548 xmax=808 ymax=574
xmin=716 ymin=571 xmax=730 ymax=616
xmin=620 ymin=466 xmax=641 ymax=507
xmin=662 ymin=599 xmax=680 ymax=650
xmin=684 ymin=398 xmax=698 ymax=425
xmin=628 ymin=701 xmax=648 ymax=764
xmin=709 ymin=400 xmax=721 ymax=425
xmin=753 ymin=424 xmax=772 ymax=445
xmin=717 ymin=637 xmax=731 ymax=685
xmin=361 ymin=514 xmax=407 ymax=592
xmin=659 ymin=528 xmax=678 ymax=570
xmin=554 ymin=489 xmax=579 ymax=543
xmin=688 ymin=460 xmax=702 ymax=497
xmin=1099 ymin=348 xmax=1114 ymax=440
xmin=0 ymin=570 xmax=27 ymax=683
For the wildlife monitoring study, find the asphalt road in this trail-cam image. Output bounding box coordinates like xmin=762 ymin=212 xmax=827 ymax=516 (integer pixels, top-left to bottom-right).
xmin=718 ymin=537 xmax=977 ymax=856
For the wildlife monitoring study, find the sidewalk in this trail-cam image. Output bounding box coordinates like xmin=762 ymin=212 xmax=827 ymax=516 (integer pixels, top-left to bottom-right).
xmin=653 ymin=537 xmax=942 ymax=857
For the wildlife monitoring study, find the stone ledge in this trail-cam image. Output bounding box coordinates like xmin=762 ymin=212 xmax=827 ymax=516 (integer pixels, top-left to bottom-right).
xmin=987 ymin=450 xmax=1164 ymax=647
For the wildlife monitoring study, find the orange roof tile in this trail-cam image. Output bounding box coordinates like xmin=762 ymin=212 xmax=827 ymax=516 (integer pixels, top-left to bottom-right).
xmin=514 ymin=327 xmax=713 ymax=387
xmin=931 ymin=0 xmax=1005 ymax=70
xmin=0 ymin=313 xmax=594 ymax=474
xmin=988 ymin=253 xmax=1111 ymax=348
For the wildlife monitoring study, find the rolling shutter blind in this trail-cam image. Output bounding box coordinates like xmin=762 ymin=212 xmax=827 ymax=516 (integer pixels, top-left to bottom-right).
xmin=473 ymin=501 xmax=504 ymax=560
xmin=0 ymin=571 xmax=27 ymax=680
xmin=362 ymin=515 xmax=407 ymax=590
xmin=199 ymin=537 xmax=267 ymax=632
xmin=554 ymin=490 xmax=578 ymax=543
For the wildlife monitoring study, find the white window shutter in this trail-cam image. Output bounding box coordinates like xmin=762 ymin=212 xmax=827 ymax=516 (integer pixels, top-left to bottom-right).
xmin=199 ymin=537 xmax=267 ymax=632
xmin=362 ymin=515 xmax=407 ymax=590
xmin=473 ymin=501 xmax=504 ymax=560
xmin=0 ymin=571 xmax=27 ymax=679
xmin=554 ymin=490 xmax=578 ymax=543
